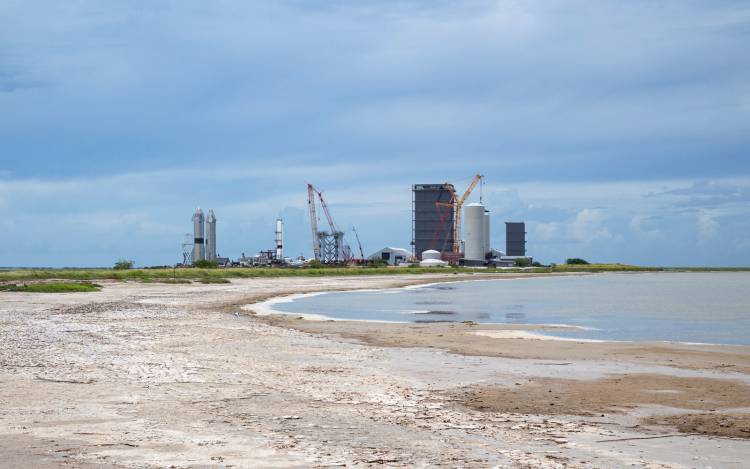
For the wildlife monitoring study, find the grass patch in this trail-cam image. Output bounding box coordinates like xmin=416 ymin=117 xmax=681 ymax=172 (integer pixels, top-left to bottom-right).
xmin=0 ymin=264 xmax=747 ymax=283
xmin=197 ymin=277 xmax=231 ymax=284
xmin=0 ymin=282 xmax=102 ymax=293
xmin=155 ymin=278 xmax=193 ymax=284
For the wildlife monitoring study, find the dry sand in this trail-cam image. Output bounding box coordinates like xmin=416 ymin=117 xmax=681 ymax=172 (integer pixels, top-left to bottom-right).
xmin=1 ymin=273 xmax=749 ymax=468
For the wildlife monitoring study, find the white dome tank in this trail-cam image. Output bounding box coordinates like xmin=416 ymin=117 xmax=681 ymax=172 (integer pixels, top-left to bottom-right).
xmin=464 ymin=203 xmax=485 ymax=261
xmin=419 ymin=258 xmax=448 ymax=267
xmin=421 ymin=249 xmax=441 ymax=260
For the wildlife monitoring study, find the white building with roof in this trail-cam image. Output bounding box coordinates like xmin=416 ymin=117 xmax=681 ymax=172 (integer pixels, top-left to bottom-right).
xmin=368 ymin=247 xmax=411 ymax=265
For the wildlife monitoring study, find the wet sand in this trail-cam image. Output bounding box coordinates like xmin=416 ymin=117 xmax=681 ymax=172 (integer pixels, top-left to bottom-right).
xmin=1 ymin=273 xmax=749 ymax=467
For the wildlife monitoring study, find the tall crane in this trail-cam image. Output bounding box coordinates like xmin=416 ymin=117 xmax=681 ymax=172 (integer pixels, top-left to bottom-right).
xmin=307 ymin=183 xmax=352 ymax=263
xmin=307 ymin=183 xmax=320 ymax=261
xmin=352 ymin=226 xmax=365 ymax=260
xmin=315 ymin=188 xmax=339 ymax=235
xmin=433 ymin=185 xmax=456 ymax=254
xmin=448 ymin=174 xmax=483 ymax=254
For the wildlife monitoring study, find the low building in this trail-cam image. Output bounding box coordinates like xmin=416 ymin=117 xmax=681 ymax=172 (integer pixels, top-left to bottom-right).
xmin=368 ymin=247 xmax=411 ymax=265
xmin=488 ymin=255 xmax=533 ymax=268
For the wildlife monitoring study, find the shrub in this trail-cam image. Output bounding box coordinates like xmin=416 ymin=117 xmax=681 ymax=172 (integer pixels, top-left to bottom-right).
xmin=0 ymin=282 xmax=101 ymax=293
xmin=566 ymin=258 xmax=589 ymax=265
xmin=306 ymin=260 xmax=323 ymax=269
xmin=198 ymin=277 xmax=230 ymax=284
xmin=114 ymin=259 xmax=135 ymax=270
xmin=514 ymin=258 xmax=531 ymax=267
xmin=193 ymin=259 xmax=219 ymax=268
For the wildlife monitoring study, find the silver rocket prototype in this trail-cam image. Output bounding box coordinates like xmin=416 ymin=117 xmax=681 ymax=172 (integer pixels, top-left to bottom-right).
xmin=275 ymin=218 xmax=283 ymax=260
xmin=192 ymin=207 xmax=205 ymax=262
xmin=206 ymin=209 xmax=217 ymax=261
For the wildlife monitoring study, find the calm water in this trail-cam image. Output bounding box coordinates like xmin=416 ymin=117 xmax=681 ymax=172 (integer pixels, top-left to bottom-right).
xmin=271 ymin=273 xmax=750 ymax=345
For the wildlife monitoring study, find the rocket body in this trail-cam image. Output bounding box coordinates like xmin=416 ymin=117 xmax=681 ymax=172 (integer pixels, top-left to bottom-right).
xmin=206 ymin=209 xmax=217 ymax=261
xmin=275 ymin=218 xmax=283 ymax=260
xmin=192 ymin=207 xmax=205 ymax=262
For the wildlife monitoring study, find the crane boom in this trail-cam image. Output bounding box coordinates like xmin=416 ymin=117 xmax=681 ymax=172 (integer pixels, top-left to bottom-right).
xmin=352 ymin=226 xmax=365 ymax=259
xmin=308 ymin=183 xmax=353 ymax=263
xmin=452 ymin=174 xmax=483 ymax=254
xmin=316 ymin=190 xmax=339 ymax=234
xmin=307 ymin=183 xmax=320 ymax=261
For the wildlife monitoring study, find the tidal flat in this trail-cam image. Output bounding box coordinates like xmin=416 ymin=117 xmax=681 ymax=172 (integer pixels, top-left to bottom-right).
xmin=1 ymin=272 xmax=748 ymax=467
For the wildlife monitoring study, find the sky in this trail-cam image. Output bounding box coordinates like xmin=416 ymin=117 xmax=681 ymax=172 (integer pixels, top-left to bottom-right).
xmin=1 ymin=0 xmax=749 ymax=267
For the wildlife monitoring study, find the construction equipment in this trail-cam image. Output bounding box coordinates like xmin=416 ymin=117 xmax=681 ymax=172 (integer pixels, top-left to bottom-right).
xmin=307 ymin=183 xmax=352 ymax=263
xmin=446 ymin=174 xmax=483 ymax=254
xmin=432 ymin=186 xmax=455 ymax=254
xmin=352 ymin=226 xmax=365 ymax=260
xmin=307 ymin=184 xmax=321 ymax=261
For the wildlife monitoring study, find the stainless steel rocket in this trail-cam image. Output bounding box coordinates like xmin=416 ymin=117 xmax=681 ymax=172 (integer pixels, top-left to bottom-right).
xmin=206 ymin=209 xmax=217 ymax=261
xmin=275 ymin=218 xmax=283 ymax=260
xmin=192 ymin=207 xmax=205 ymax=262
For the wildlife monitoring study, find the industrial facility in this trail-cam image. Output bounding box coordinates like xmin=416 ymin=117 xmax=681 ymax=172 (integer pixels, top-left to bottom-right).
xmin=178 ymin=175 xmax=532 ymax=268
xmin=307 ymin=183 xmax=366 ymax=264
xmin=184 ymin=207 xmax=219 ymax=264
xmin=505 ymin=222 xmax=527 ymax=256
xmin=411 ymin=175 xmax=531 ymax=267
xmin=412 ymin=183 xmax=455 ymax=259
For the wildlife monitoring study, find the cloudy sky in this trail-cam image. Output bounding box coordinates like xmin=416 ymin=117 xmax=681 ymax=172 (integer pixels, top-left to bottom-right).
xmin=1 ymin=1 xmax=749 ymax=267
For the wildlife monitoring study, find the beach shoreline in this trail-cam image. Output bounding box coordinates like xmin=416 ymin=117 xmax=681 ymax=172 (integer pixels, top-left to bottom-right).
xmin=1 ymin=272 xmax=748 ymax=467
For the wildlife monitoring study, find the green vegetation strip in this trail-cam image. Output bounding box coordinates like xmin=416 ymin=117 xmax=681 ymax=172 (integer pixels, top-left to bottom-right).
xmin=0 ymin=282 xmax=102 ymax=293
xmin=0 ymin=264 xmax=746 ymax=283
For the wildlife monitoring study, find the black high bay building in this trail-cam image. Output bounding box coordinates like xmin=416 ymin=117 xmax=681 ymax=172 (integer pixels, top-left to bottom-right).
xmin=412 ymin=183 xmax=455 ymax=259
xmin=505 ymin=222 xmax=527 ymax=256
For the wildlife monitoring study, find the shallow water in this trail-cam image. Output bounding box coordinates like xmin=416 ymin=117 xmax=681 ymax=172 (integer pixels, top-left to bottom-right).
xmin=270 ymin=272 xmax=750 ymax=345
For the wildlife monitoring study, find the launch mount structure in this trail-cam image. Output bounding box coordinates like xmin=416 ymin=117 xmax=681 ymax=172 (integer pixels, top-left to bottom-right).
xmin=181 ymin=233 xmax=194 ymax=265
xmin=307 ymin=183 xmax=352 ymax=263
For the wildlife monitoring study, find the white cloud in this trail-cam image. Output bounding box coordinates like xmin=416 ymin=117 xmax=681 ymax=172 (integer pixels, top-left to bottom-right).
xmin=533 ymin=221 xmax=562 ymax=242
xmin=697 ymin=210 xmax=719 ymax=240
xmin=568 ymin=208 xmax=613 ymax=243
xmin=629 ymin=215 xmax=664 ymax=239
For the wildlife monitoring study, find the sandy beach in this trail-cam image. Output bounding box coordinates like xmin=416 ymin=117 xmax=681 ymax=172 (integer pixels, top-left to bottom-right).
xmin=1 ymin=273 xmax=749 ymax=467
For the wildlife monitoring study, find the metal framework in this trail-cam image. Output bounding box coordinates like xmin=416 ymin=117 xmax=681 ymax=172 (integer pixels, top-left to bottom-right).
xmin=352 ymin=226 xmax=365 ymax=260
xmin=307 ymin=184 xmax=321 ymax=261
xmin=448 ymin=174 xmax=483 ymax=254
xmin=307 ymin=183 xmax=351 ymax=263
xmin=181 ymin=233 xmax=193 ymax=265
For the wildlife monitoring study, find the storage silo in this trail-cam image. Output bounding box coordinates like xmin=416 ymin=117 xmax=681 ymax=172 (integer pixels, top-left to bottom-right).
xmin=483 ymin=209 xmax=490 ymax=257
xmin=464 ymin=203 xmax=485 ymax=261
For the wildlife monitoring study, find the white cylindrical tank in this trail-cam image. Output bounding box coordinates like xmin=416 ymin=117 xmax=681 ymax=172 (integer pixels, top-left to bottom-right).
xmin=192 ymin=207 xmax=205 ymax=262
xmin=464 ymin=203 xmax=485 ymax=261
xmin=483 ymin=210 xmax=490 ymax=257
xmin=421 ymin=249 xmax=441 ymax=260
